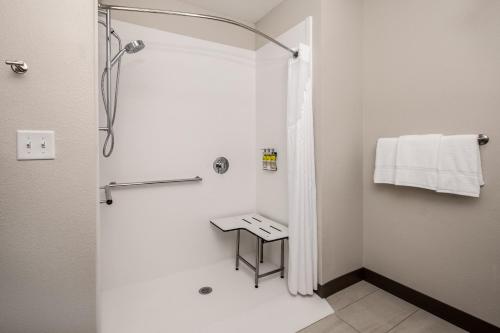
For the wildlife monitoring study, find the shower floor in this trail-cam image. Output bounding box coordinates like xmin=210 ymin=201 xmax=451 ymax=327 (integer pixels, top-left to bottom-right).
xmin=101 ymin=257 xmax=333 ymax=333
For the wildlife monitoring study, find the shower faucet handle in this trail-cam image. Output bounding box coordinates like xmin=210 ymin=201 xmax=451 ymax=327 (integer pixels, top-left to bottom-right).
xmin=5 ymin=60 xmax=28 ymax=74
xmin=213 ymin=157 xmax=229 ymax=174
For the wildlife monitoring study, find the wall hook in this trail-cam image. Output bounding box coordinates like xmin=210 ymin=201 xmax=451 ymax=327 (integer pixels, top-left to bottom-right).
xmin=5 ymin=60 xmax=28 ymax=74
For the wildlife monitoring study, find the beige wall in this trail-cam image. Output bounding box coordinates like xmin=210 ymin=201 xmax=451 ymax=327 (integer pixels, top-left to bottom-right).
xmin=0 ymin=1 xmax=98 ymax=332
xmin=363 ymin=0 xmax=500 ymax=326
xmin=101 ymin=0 xmax=255 ymax=50
xmin=257 ymin=0 xmax=364 ymax=284
xmin=255 ymin=0 xmax=321 ymax=50
xmin=318 ymin=0 xmax=364 ymax=284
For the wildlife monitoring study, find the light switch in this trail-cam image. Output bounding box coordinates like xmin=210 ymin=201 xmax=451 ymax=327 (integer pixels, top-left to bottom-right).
xmin=17 ymin=130 xmax=55 ymax=160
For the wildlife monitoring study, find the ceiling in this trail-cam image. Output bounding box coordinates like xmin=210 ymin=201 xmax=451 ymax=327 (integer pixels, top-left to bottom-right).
xmin=179 ymin=0 xmax=286 ymax=23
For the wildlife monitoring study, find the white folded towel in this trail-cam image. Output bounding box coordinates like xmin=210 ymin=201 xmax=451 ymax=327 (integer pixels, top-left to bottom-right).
xmin=436 ymin=135 xmax=484 ymax=197
xmin=374 ymin=138 xmax=398 ymax=184
xmin=395 ymin=134 xmax=442 ymax=191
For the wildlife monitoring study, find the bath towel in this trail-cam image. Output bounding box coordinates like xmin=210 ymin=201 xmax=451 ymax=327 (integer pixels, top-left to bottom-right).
xmin=437 ymin=135 xmax=484 ymax=197
xmin=394 ymin=134 xmax=442 ymax=191
xmin=374 ymin=137 xmax=398 ymax=184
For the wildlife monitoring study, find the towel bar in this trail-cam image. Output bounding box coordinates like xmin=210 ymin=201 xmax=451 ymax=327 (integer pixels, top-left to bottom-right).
xmin=478 ymin=134 xmax=489 ymax=145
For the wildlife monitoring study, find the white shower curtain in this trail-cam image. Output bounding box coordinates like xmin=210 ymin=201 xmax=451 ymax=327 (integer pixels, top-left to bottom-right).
xmin=287 ymin=43 xmax=318 ymax=296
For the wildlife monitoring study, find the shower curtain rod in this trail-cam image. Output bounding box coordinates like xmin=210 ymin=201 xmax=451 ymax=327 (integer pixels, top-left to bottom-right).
xmin=98 ymin=3 xmax=299 ymax=58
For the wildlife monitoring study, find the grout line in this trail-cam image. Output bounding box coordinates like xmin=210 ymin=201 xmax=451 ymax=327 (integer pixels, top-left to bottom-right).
xmin=335 ymin=289 xmax=381 ymax=332
xmin=336 ymin=288 xmax=418 ymax=333
xmin=386 ymin=309 xmax=420 ymax=333
xmin=337 ymin=315 xmax=362 ymax=333
xmin=333 ymin=287 xmax=380 ymax=312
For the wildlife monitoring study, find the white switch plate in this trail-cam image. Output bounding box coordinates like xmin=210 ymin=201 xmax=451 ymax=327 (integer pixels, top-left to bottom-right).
xmin=17 ymin=130 xmax=55 ymax=160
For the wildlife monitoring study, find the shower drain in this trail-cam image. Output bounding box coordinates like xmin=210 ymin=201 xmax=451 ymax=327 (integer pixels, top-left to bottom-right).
xmin=198 ymin=286 xmax=213 ymax=295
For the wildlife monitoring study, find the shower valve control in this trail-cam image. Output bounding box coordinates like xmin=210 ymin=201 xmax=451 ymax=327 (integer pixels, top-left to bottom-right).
xmin=213 ymin=157 xmax=229 ymax=174
xmin=17 ymin=130 xmax=55 ymax=160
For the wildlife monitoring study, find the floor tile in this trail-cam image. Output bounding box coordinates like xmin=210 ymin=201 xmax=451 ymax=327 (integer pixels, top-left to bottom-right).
xmin=388 ymin=310 xmax=466 ymax=333
xmin=327 ymin=281 xmax=378 ymax=311
xmin=299 ymin=314 xmax=359 ymax=333
xmin=337 ymin=290 xmax=417 ymax=333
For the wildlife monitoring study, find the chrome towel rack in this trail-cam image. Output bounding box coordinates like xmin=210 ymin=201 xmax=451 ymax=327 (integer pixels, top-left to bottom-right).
xmin=100 ymin=176 xmax=202 ymax=205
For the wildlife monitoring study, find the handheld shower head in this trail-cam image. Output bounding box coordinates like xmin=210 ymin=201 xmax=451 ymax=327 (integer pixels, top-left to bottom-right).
xmin=110 ymin=40 xmax=145 ymax=66
xmin=125 ymin=40 xmax=145 ymax=54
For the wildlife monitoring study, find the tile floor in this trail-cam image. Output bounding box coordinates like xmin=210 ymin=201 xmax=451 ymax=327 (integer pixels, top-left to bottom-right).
xmin=300 ymin=281 xmax=467 ymax=333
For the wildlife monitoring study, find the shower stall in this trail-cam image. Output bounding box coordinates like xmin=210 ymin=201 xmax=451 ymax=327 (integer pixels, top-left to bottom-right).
xmin=98 ymin=3 xmax=328 ymax=332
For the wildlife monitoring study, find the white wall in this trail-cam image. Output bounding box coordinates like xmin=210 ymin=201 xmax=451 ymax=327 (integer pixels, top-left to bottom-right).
xmin=99 ymin=20 xmax=256 ymax=290
xmin=0 ymin=1 xmax=98 ymax=332
xmin=255 ymin=18 xmax=312 ymax=262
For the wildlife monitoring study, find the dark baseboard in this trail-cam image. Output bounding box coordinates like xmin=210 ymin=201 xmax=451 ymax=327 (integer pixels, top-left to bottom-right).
xmin=362 ymin=268 xmax=500 ymax=333
xmin=315 ymin=268 xmax=364 ymax=298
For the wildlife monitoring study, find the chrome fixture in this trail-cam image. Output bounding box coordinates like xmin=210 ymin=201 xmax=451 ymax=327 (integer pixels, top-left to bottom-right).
xmin=99 ymin=7 xmax=146 ymax=157
xmin=478 ymin=134 xmax=489 ymax=145
xmin=100 ymin=176 xmax=202 ymax=205
xmin=98 ymin=3 xmax=299 ymax=58
xmin=198 ymin=286 xmax=213 ymax=295
xmin=5 ymin=60 xmax=28 ymax=74
xmin=213 ymin=157 xmax=229 ymax=174
xmin=110 ymin=40 xmax=145 ymax=66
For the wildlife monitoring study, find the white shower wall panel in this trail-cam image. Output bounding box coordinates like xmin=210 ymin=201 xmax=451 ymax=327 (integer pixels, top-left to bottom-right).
xmin=99 ymin=20 xmax=256 ymax=290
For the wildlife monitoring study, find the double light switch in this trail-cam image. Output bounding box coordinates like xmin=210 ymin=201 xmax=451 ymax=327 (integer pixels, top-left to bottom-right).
xmin=17 ymin=130 xmax=55 ymax=160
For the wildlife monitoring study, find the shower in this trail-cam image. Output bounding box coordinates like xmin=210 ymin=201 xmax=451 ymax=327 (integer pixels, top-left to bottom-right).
xmin=98 ymin=3 xmax=298 ymax=158
xmin=99 ymin=17 xmax=145 ymax=157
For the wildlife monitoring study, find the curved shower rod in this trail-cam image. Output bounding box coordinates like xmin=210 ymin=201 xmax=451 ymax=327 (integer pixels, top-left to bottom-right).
xmin=98 ymin=3 xmax=299 ymax=58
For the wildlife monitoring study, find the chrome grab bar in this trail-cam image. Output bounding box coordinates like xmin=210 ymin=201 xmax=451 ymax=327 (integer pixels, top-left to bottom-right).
xmin=100 ymin=176 xmax=202 ymax=205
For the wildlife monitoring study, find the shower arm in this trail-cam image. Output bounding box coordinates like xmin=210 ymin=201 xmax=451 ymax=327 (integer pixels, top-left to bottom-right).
xmin=98 ymin=3 xmax=299 ymax=58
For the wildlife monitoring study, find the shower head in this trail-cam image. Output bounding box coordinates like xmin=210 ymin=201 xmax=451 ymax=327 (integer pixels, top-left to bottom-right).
xmin=110 ymin=40 xmax=145 ymax=66
xmin=125 ymin=40 xmax=145 ymax=54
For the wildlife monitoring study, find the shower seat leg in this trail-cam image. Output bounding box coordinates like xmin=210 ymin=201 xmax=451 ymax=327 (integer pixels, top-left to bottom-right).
xmin=235 ymin=230 xmax=240 ymax=270
xmin=260 ymin=240 xmax=264 ymax=263
xmin=255 ymin=237 xmax=260 ymax=288
xmin=280 ymin=239 xmax=285 ymax=278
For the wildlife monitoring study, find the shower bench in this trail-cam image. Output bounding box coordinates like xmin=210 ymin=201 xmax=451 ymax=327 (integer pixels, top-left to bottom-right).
xmin=210 ymin=214 xmax=288 ymax=288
